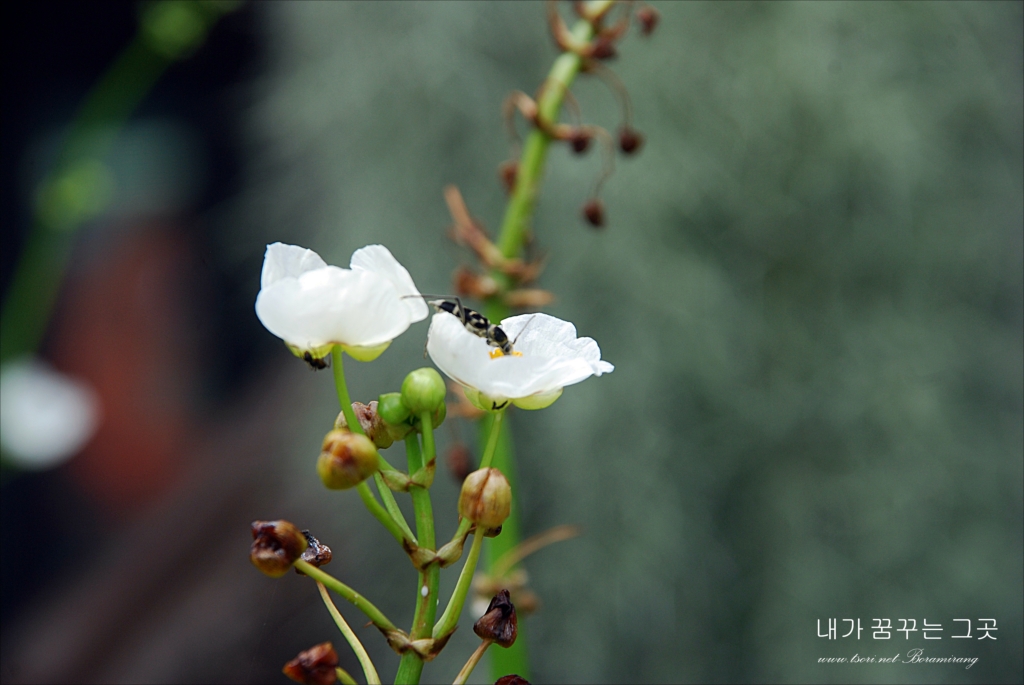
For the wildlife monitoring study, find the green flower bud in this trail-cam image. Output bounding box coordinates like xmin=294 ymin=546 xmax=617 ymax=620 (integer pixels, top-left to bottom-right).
xmin=377 ymin=392 xmax=411 ymax=425
xmin=250 ymin=519 xmax=308 ymax=578
xmin=458 ymin=467 xmax=511 ymax=528
xmin=401 ymin=367 xmax=446 ymax=416
xmin=414 ymin=394 xmax=446 ymax=431
xmin=316 ymin=429 xmax=379 ymax=490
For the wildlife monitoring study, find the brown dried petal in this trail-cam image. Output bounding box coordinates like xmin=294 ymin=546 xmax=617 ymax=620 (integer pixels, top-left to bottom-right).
xmin=495 ymin=676 xmax=531 ymax=685
xmin=618 ymin=126 xmax=644 ymax=155
xmin=251 ymin=520 xmax=308 ymax=578
xmin=295 ymin=530 xmax=333 ymax=574
xmin=474 ymin=589 xmax=518 ymax=648
xmin=335 ymin=401 xmax=393 ymax=450
xmin=582 ymin=198 xmax=605 ymax=228
xmin=282 ymin=642 xmax=339 ymax=685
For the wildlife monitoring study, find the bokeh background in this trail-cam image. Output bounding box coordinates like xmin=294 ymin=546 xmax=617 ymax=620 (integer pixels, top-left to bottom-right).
xmin=2 ymin=2 xmax=1021 ymax=683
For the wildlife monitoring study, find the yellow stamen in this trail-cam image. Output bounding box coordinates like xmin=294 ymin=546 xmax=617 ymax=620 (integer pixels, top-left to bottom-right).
xmin=511 ymin=351 xmax=523 ymax=357
xmin=489 ymin=348 xmax=504 ymax=359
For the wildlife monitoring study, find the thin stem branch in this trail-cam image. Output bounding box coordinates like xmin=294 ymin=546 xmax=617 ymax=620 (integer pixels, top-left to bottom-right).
xmin=452 ymin=640 xmax=493 ymax=685
xmin=332 ymin=347 xmax=417 ymax=545
xmin=478 ymin=409 xmax=505 ymax=470
xmin=295 ymin=560 xmax=398 ymax=633
xmin=317 ymin=581 xmax=382 ymax=685
xmin=433 ymin=527 xmax=485 ymax=640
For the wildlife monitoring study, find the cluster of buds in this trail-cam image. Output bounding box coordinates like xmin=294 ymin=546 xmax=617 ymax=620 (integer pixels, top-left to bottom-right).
xmin=499 ymin=0 xmax=656 ymax=228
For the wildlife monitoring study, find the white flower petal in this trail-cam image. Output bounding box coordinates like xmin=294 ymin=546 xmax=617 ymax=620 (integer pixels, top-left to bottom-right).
xmin=255 ymin=243 xmax=425 ymax=354
xmin=0 ymin=358 xmax=101 ymax=469
xmin=260 ymin=242 xmax=328 ymax=289
xmin=350 ymin=244 xmax=428 ymax=322
xmin=426 ymin=311 xmax=612 ymax=407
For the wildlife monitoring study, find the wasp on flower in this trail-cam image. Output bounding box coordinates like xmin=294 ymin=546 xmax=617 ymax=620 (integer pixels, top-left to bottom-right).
xmin=426 ymin=311 xmax=613 ymax=411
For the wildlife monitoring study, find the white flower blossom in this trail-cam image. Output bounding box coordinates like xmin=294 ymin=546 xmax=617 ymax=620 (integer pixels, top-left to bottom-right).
xmin=426 ymin=311 xmax=613 ymax=410
xmin=0 ymin=358 xmax=101 ymax=469
xmin=255 ymin=243 xmax=428 ymax=361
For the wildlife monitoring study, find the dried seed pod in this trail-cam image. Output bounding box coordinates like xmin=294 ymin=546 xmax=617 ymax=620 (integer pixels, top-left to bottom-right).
xmin=295 ymin=530 xmax=333 ymax=574
xmin=499 ymin=160 xmax=518 ymax=193
xmin=250 ymin=520 xmax=308 ymax=578
xmin=334 ymin=400 xmax=394 ymax=449
xmin=474 ymin=589 xmax=518 ymax=647
xmin=569 ymin=129 xmax=592 ymax=154
xmin=494 ymin=676 xmax=531 ymax=685
xmin=458 ymin=468 xmax=512 ymax=528
xmin=582 ymin=198 xmax=605 ymax=228
xmin=636 ymin=5 xmax=660 ymax=36
xmin=317 ymin=430 xmax=379 ymax=490
xmin=618 ymin=126 xmax=644 ymax=155
xmin=282 ymin=642 xmax=339 ymax=685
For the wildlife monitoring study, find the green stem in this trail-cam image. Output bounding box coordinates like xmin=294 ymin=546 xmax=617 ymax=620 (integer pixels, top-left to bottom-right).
xmin=479 ymin=5 xmax=608 ymax=679
xmin=394 ymin=425 xmax=440 ymax=684
xmin=332 ymin=347 xmax=417 ymax=545
xmin=433 ymin=527 xmax=485 ymax=640
xmin=295 ymin=560 xmax=398 ymax=633
xmin=317 ymin=581 xmax=382 ymax=685
xmin=355 ymin=481 xmax=409 ymax=546
xmin=478 ymin=409 xmax=505 ymax=470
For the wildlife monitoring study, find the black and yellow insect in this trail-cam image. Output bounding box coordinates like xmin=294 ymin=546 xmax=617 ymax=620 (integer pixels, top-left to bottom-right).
xmin=427 ymin=298 xmax=515 ymax=355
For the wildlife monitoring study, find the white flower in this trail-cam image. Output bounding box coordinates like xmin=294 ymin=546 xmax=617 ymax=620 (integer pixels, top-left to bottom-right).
xmin=0 ymin=358 xmax=101 ymax=470
xmin=255 ymin=243 xmax=428 ymax=361
xmin=426 ymin=311 xmax=613 ymax=410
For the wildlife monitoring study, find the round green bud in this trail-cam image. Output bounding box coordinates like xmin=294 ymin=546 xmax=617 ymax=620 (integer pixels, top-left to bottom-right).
xmin=458 ymin=467 xmax=512 ymax=529
xmin=377 ymin=392 xmax=411 ymax=425
xmin=316 ymin=429 xmax=379 ymax=489
xmin=401 ymin=368 xmax=446 ymax=416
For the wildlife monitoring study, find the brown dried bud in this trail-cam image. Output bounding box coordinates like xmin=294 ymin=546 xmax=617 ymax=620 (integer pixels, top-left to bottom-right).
xmin=317 ymin=429 xmax=379 ymax=490
xmin=474 ymin=589 xmax=518 ymax=647
xmin=590 ymin=38 xmax=617 ymax=60
xmin=454 ymin=266 xmax=499 ymax=299
xmin=569 ymin=129 xmax=592 ymax=154
xmin=295 ymin=530 xmax=333 ymax=574
xmin=334 ymin=401 xmax=394 ymax=449
xmin=282 ymin=642 xmax=339 ymax=685
xmin=495 ymin=676 xmax=531 ymax=685
xmin=636 ymin=6 xmax=660 ymax=36
xmin=618 ymin=126 xmax=644 ymax=155
xmin=582 ymin=198 xmax=605 ymax=228
xmin=499 ymin=160 xmax=518 ymax=194
xmin=459 ymin=468 xmax=511 ymax=528
xmin=250 ymin=520 xmax=308 ymax=578
xmin=446 ymin=442 xmax=474 ymax=483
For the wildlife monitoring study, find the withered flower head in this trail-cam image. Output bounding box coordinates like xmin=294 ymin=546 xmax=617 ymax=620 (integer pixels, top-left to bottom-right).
xmin=282 ymin=642 xmax=339 ymax=685
xmin=334 ymin=400 xmax=394 ymax=449
xmin=636 ymin=5 xmax=660 ymax=36
xmin=295 ymin=530 xmax=333 ymax=574
xmin=494 ymin=676 xmax=531 ymax=685
xmin=499 ymin=160 xmax=518 ymax=194
xmin=250 ymin=520 xmax=308 ymax=578
xmin=618 ymin=126 xmax=644 ymax=155
xmin=570 ymin=129 xmax=592 ymax=154
xmin=582 ymin=198 xmax=605 ymax=228
xmin=474 ymin=589 xmax=518 ymax=647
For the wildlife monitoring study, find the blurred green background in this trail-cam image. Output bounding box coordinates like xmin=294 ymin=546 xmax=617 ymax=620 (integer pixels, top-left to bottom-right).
xmin=2 ymin=2 xmax=1021 ymax=684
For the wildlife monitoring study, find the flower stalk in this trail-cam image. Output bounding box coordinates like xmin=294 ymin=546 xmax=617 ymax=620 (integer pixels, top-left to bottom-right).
xmin=317 ymin=581 xmax=381 ymax=685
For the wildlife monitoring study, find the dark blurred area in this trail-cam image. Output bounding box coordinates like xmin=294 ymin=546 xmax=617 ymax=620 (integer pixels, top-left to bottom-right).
xmin=1 ymin=2 xmax=1022 ymax=684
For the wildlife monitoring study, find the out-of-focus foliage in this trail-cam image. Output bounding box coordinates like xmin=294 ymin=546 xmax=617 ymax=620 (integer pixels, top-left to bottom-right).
xmin=229 ymin=2 xmax=1021 ymax=683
